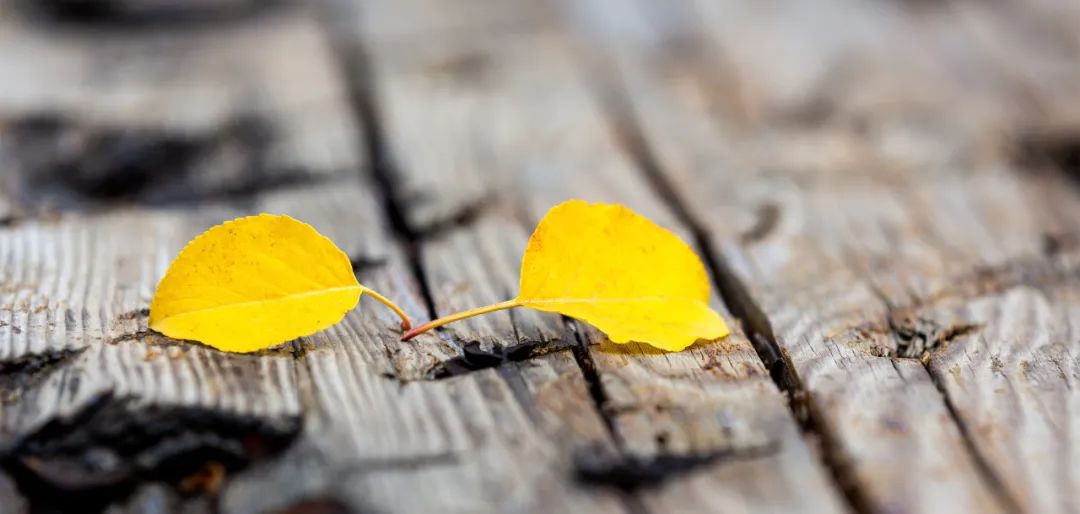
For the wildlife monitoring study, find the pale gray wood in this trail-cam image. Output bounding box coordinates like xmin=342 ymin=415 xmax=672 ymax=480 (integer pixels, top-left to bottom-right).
xmin=593 ymin=31 xmax=1005 ymax=514
xmin=902 ymin=253 xmax=1080 ymax=514
xmin=0 ymin=181 xmax=631 ymax=514
xmin=5 ymin=0 xmax=1076 ymax=511
xmin=567 ymin=0 xmax=1080 ymax=512
xmin=0 ymin=7 xmax=368 ymax=509
xmin=0 ymin=183 xmax=386 ymax=497
xmin=219 ymin=186 xmax=626 ymax=514
xmin=0 ymin=4 xmax=628 ymax=512
xmin=349 ymin=4 xmax=848 ymax=508
xmin=0 ymin=2 xmax=360 ymax=215
xmin=417 ymin=214 xmax=568 ymax=362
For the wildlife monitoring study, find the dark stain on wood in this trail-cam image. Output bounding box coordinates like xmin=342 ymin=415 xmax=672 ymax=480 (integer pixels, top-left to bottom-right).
xmin=1 ymin=113 xmax=319 ymax=213
xmin=739 ymin=203 xmax=782 ymax=244
xmin=1 ymin=394 xmax=301 ymax=513
xmin=349 ymin=255 xmax=389 ymax=273
xmin=1016 ymin=128 xmax=1080 ymax=182
xmin=0 ymin=348 xmax=86 ymax=404
xmin=117 ymin=308 xmax=150 ymax=322
xmin=888 ymin=312 xmax=983 ymax=360
xmin=18 ymin=0 xmax=285 ymax=30
xmin=425 ymin=340 xmax=561 ymax=379
xmin=573 ymin=442 xmax=778 ymax=491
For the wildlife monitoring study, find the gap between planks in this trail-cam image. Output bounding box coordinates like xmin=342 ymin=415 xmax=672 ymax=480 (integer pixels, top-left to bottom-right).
xmin=314 ymin=7 xmax=660 ymax=514
xmin=567 ymin=37 xmax=876 ymax=514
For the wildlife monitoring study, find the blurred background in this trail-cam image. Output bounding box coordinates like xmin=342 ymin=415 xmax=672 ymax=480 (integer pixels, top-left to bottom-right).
xmin=1 ymin=0 xmax=1078 ymax=216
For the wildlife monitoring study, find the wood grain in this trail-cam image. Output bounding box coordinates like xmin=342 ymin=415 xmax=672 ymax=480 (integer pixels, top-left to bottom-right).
xmin=1 ymin=0 xmax=1077 ymax=511
xmin=0 ymin=176 xmax=632 ymax=512
xmin=220 ymin=186 xmax=627 ymax=514
xmin=0 ymin=3 xmax=621 ymax=512
xmin=348 ymin=5 xmax=848 ymax=509
xmin=0 ymin=4 xmax=648 ymax=513
xmin=565 ymin=0 xmax=1080 ymax=511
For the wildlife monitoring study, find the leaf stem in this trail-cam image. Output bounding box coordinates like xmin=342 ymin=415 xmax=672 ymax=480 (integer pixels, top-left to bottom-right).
xmin=360 ymin=286 xmax=413 ymax=331
xmin=401 ymin=299 xmax=522 ymax=341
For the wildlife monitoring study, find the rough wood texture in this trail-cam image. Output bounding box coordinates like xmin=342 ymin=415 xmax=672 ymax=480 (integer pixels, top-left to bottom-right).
xmin=0 ymin=6 xmax=363 ymax=509
xmin=216 ymin=187 xmax=628 ymax=514
xmin=351 ymin=5 xmax=847 ymax=509
xmin=1 ymin=0 xmax=1079 ymax=511
xmin=0 ymin=3 xmax=633 ymax=513
xmin=563 ymin=0 xmax=1080 ymax=512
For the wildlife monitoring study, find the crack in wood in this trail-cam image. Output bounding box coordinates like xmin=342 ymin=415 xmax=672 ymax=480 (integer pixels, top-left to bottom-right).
xmin=562 ymin=319 xmax=775 ymax=495
xmin=566 ymin=321 xmax=620 ymax=446
xmin=870 ymin=253 xmax=1080 ymax=514
xmin=319 ymin=17 xmax=438 ymax=325
xmin=319 ymin=9 xmax=568 ymax=388
xmin=873 ymin=287 xmax=1024 ymax=514
xmin=865 ymin=253 xmax=1080 ymax=362
xmin=565 ymin=322 xmax=723 ymax=501
xmin=909 ymin=353 xmax=1023 ymax=514
xmin=581 ymin=62 xmax=873 ymax=514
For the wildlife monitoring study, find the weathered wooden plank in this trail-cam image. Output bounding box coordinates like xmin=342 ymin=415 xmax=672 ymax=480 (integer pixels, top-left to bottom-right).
xmin=352 ymin=3 xmax=847 ymax=507
xmin=0 ymin=177 xmax=631 ymax=513
xmin=256 ymin=185 xmax=629 ymax=513
xmin=418 ymin=215 xmax=568 ymax=367
xmin=6 ymin=0 xmax=1073 ymax=512
xmin=568 ymin=0 xmax=1080 ymax=511
xmin=589 ymin=29 xmax=1004 ymax=514
xmin=0 ymin=4 xmax=637 ymax=513
xmin=295 ymin=355 xmax=625 ymax=513
xmin=897 ymin=253 xmax=1080 ymax=514
xmin=215 ymin=185 xmax=626 ymax=513
xmin=0 ymin=186 xmax=336 ymax=512
xmin=0 ymin=5 xmax=371 ymax=509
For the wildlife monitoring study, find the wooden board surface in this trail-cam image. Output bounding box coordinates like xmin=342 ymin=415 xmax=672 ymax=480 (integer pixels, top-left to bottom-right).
xmin=563 ymin=0 xmax=1080 ymax=512
xmin=352 ymin=5 xmax=848 ymax=511
xmin=0 ymin=0 xmax=1078 ymax=512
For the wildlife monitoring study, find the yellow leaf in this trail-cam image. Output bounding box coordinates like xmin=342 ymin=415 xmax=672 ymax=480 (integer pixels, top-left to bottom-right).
xmin=402 ymin=200 xmax=729 ymax=351
xmin=149 ymin=214 xmax=410 ymax=353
